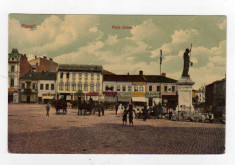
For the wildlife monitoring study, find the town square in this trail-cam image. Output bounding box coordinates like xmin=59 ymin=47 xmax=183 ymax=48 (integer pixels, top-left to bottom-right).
xmin=8 ymin=104 xmax=225 ymax=154
xmin=7 ymin=14 xmax=226 ymax=154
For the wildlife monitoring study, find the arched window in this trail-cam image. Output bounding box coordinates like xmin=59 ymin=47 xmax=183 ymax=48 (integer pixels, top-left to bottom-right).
xmin=60 ymin=72 xmax=63 ymax=79
xmin=10 ymin=78 xmax=14 ymax=87
xmin=78 ymin=82 xmax=82 ymax=91
xmin=11 ymin=65 xmax=15 ymax=72
xmin=65 ymin=82 xmax=70 ymax=91
xmin=59 ymin=82 xmax=64 ymax=90
xmin=72 ymin=83 xmax=76 ymax=91
xmin=90 ymin=82 xmax=94 ymax=91
xmin=84 ymin=82 xmax=88 ymax=91
xmin=96 ymin=82 xmax=100 ymax=91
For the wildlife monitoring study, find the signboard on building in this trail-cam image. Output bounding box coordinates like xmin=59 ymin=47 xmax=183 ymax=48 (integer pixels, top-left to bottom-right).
xmin=132 ymin=82 xmax=145 ymax=85
xmin=103 ymin=91 xmax=117 ymax=96
xmin=86 ymin=92 xmax=99 ymax=96
xmin=145 ymin=92 xmax=161 ymax=98
xmin=8 ymin=87 xmax=16 ymax=92
xmin=118 ymin=92 xmax=131 ymax=97
xmin=131 ymin=91 xmax=145 ymax=97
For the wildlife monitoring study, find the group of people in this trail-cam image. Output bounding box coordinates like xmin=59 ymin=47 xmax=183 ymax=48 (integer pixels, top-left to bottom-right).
xmin=117 ymin=103 xmax=135 ymax=126
xmin=77 ymin=99 xmax=105 ymax=117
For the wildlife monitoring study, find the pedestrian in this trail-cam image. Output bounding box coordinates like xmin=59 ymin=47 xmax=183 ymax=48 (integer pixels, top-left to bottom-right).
xmin=45 ymin=103 xmax=50 ymax=117
xmin=143 ymin=103 xmax=147 ymax=121
xmin=169 ymin=110 xmax=173 ymax=120
xmin=83 ymin=100 xmax=88 ymax=116
xmin=97 ymin=101 xmax=101 ymax=117
xmin=101 ymin=102 xmax=105 ymax=116
xmin=153 ymin=103 xmax=157 ymax=118
xmin=122 ymin=109 xmax=128 ymax=126
xmin=128 ymin=103 xmax=135 ymax=126
xmin=78 ymin=100 xmax=82 ymax=115
xmin=115 ymin=101 xmax=119 ymax=115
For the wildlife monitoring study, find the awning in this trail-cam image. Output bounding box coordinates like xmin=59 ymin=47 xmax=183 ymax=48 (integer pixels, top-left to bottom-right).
xmin=118 ymin=96 xmax=131 ymax=102
xmin=132 ymin=97 xmax=146 ymax=102
xmin=42 ymin=96 xmax=54 ymax=100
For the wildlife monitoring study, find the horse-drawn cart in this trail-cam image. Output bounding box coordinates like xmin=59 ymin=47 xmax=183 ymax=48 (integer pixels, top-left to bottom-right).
xmin=54 ymin=100 xmax=67 ymax=115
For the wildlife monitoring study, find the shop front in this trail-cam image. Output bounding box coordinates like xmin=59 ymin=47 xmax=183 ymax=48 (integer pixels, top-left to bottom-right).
xmin=42 ymin=93 xmax=55 ymax=104
xmin=145 ymin=92 xmax=161 ymax=107
xmin=8 ymin=87 xmax=18 ymax=103
xmin=117 ymin=92 xmax=131 ymax=104
xmin=86 ymin=92 xmax=99 ymax=101
xmin=131 ymin=91 xmax=146 ymax=109
xmin=162 ymin=94 xmax=178 ymax=110
xmin=103 ymin=91 xmax=118 ymax=102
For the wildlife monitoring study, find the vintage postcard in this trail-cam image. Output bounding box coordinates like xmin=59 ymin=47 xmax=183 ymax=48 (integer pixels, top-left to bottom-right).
xmin=8 ymin=14 xmax=226 ymax=154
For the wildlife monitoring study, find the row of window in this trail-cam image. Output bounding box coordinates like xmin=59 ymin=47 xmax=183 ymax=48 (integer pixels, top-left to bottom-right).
xmin=148 ymin=85 xmax=175 ymax=92
xmin=105 ymin=85 xmax=144 ymax=92
xmin=60 ymin=72 xmax=100 ymax=81
xmin=59 ymin=83 xmax=100 ymax=92
xmin=105 ymin=85 xmax=176 ymax=92
xmin=21 ymin=83 xmax=54 ymax=90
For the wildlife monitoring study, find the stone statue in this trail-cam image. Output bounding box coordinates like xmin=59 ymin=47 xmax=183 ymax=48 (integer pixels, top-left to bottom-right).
xmin=182 ymin=48 xmax=193 ymax=77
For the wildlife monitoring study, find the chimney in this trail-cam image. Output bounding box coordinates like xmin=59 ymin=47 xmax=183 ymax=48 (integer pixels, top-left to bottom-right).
xmin=35 ymin=55 xmax=37 ymax=59
xmin=127 ymin=72 xmax=129 ymax=75
xmin=139 ymin=70 xmax=143 ymax=76
xmin=162 ymin=73 xmax=166 ymax=77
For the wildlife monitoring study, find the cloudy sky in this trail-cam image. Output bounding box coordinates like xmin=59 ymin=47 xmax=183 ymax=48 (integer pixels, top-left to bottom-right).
xmin=9 ymin=14 xmax=226 ymax=89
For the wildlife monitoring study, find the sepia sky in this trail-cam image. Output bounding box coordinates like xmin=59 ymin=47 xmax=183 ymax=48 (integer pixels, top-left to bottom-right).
xmin=9 ymin=14 xmax=226 ymax=89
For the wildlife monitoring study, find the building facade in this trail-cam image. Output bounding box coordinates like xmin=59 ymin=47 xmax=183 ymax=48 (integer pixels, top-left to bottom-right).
xmin=144 ymin=74 xmax=177 ymax=108
xmin=206 ymin=78 xmax=226 ymax=108
xmin=103 ymin=73 xmax=146 ymax=106
xmin=8 ymin=49 xmax=32 ymax=103
xmin=19 ymin=72 xmax=57 ymax=103
xmin=29 ymin=56 xmax=58 ymax=72
xmin=56 ymin=64 xmax=103 ymax=101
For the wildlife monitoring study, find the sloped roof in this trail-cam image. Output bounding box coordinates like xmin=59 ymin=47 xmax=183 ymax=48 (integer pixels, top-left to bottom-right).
xmin=103 ymin=70 xmax=116 ymax=75
xmin=104 ymin=75 xmax=146 ymax=82
xmin=144 ymin=75 xmax=177 ymax=83
xmin=20 ymin=72 xmax=56 ymax=80
xmin=58 ymin=64 xmax=103 ymax=72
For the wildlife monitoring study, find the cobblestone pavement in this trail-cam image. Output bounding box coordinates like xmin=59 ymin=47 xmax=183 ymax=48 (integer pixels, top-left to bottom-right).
xmin=8 ymin=104 xmax=225 ymax=154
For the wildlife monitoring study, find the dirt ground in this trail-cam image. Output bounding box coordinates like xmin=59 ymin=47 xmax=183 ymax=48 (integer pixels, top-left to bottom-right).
xmin=8 ymin=104 xmax=225 ymax=154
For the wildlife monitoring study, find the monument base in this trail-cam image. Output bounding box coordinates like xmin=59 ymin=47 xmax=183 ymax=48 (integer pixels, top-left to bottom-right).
xmin=177 ymin=77 xmax=195 ymax=113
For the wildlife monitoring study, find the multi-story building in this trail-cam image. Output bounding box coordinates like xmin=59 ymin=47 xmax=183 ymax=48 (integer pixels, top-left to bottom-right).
xmin=144 ymin=73 xmax=177 ymax=108
xmin=19 ymin=72 xmax=57 ymax=103
xmin=8 ymin=49 xmax=32 ymax=103
xmin=29 ymin=56 xmax=58 ymax=72
xmin=205 ymin=78 xmax=226 ymax=109
xmin=56 ymin=64 xmax=103 ymax=101
xmin=103 ymin=71 xmax=146 ymax=106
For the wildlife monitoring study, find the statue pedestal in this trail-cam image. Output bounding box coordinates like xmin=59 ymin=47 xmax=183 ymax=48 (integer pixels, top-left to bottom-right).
xmin=177 ymin=77 xmax=195 ymax=113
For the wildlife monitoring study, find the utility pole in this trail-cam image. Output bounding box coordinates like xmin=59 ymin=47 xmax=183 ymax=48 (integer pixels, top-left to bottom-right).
xmin=160 ymin=49 xmax=162 ymax=76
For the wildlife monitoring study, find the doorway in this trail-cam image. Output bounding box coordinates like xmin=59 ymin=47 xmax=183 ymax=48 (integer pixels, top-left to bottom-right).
xmin=148 ymin=98 xmax=153 ymax=106
xmin=27 ymin=95 xmax=30 ymax=103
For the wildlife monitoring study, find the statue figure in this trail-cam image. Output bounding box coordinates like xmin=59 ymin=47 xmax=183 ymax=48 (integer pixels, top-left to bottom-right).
xmin=182 ymin=48 xmax=193 ymax=77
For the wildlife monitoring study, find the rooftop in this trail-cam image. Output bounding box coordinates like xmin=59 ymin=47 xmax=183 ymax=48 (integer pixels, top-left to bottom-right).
xmin=144 ymin=75 xmax=177 ymax=83
xmin=103 ymin=74 xmax=146 ymax=82
xmin=58 ymin=64 xmax=103 ymax=72
xmin=20 ymin=72 xmax=57 ymax=80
